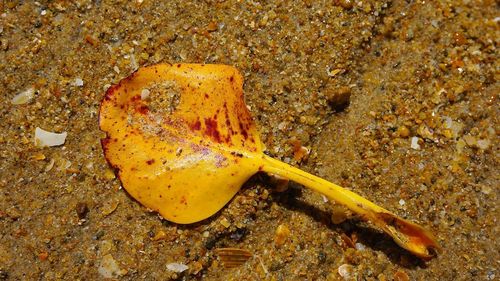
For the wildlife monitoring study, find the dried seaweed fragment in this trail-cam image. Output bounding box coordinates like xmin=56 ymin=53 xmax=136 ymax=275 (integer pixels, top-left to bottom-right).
xmin=214 ymin=248 xmax=253 ymax=268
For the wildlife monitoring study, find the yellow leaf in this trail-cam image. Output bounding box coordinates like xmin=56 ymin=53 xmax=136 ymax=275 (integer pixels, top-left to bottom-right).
xmin=99 ymin=63 xmax=440 ymax=259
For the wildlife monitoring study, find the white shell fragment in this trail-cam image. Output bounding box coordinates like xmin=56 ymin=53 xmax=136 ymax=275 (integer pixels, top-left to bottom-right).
xmin=166 ymin=262 xmax=189 ymax=273
xmin=11 ymin=88 xmax=35 ymax=105
xmin=338 ymin=264 xmax=355 ymax=280
xmin=34 ymin=127 xmax=67 ymax=147
xmin=74 ymin=77 xmax=84 ymax=87
xmin=476 ymin=139 xmax=490 ymax=150
xmin=355 ymin=242 xmax=366 ymax=251
xmin=98 ymin=254 xmax=127 ymax=278
xmin=140 ymin=88 xmax=150 ymax=100
xmin=410 ymin=136 xmax=421 ymax=150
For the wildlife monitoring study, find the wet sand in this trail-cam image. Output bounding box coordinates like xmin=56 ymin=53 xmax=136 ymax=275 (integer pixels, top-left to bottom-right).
xmin=0 ymin=1 xmax=498 ymax=280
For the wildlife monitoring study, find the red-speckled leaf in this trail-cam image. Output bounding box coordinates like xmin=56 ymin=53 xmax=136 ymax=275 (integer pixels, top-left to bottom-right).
xmin=100 ymin=63 xmax=263 ymax=223
xmin=100 ymin=63 xmax=440 ymax=259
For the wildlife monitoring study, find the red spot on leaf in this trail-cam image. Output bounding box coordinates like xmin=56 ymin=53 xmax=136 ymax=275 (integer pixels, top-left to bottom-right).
xmin=101 ymin=138 xmax=111 ymax=149
xmin=190 ymin=119 xmax=201 ymax=131
xmin=239 ymin=121 xmax=248 ymax=139
xmin=180 ymin=196 xmax=187 ymax=205
xmin=104 ymin=85 xmax=120 ymax=100
xmin=204 ymin=118 xmax=221 ymax=143
xmin=136 ymin=105 xmax=149 ymax=114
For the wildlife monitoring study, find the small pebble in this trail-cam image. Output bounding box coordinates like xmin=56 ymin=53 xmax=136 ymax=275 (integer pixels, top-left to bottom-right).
xmin=38 ymin=251 xmax=49 ymax=261
xmin=190 ymin=261 xmax=203 ymax=274
xmin=220 ymin=217 xmax=231 ymax=228
xmin=396 ymin=126 xmax=410 ymax=138
xmin=480 ymin=185 xmax=492 ymax=195
xmin=476 ymin=139 xmax=490 ymax=150
xmin=230 ymin=228 xmax=247 ymax=242
xmin=76 ymin=202 xmax=89 ymax=219
xmin=274 ymin=224 xmax=290 ymax=246
xmin=104 ymin=168 xmax=116 ymax=180
xmin=442 ymin=129 xmax=453 ymax=139
xmin=338 ymin=264 xmax=355 ymax=280
xmin=152 ymin=230 xmax=167 ymax=241
xmin=463 ymin=135 xmax=490 ymax=150
xmin=31 ymin=153 xmax=46 ymax=161
xmin=100 ymin=240 xmax=113 ymax=255
xmin=335 ymin=0 xmax=353 ymax=9
xmin=463 ymin=135 xmax=477 ymax=146
xmin=293 ymin=145 xmax=310 ymax=162
xmin=324 ymin=86 xmax=351 ymax=111
xmin=207 ymin=21 xmax=218 ymax=32
xmin=327 ymin=68 xmax=342 ymax=77
xmin=393 ymin=270 xmax=410 ymax=281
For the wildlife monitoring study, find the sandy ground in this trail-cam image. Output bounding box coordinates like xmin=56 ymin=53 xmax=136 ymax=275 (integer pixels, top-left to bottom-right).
xmin=0 ymin=1 xmax=498 ymax=280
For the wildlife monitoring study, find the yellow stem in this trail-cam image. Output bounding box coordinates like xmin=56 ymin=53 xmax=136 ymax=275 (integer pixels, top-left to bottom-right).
xmin=260 ymin=155 xmax=440 ymax=259
xmin=262 ymin=155 xmax=388 ymax=216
